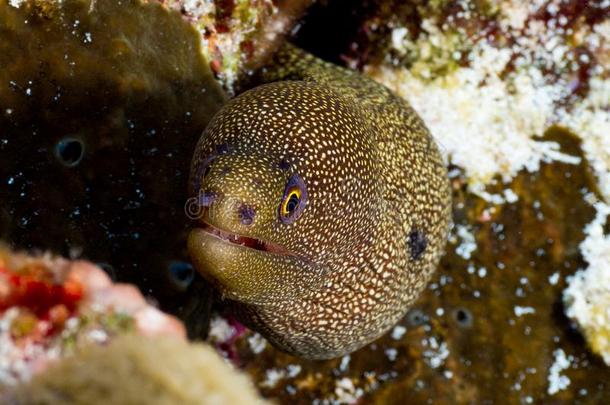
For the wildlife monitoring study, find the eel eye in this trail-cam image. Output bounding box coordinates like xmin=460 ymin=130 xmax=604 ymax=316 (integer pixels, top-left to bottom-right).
xmin=282 ymin=188 xmax=301 ymax=216
xmin=279 ymin=174 xmax=307 ymax=224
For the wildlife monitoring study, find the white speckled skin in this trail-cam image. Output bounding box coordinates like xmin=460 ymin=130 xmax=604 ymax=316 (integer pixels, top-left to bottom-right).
xmin=188 ymin=45 xmax=451 ymax=359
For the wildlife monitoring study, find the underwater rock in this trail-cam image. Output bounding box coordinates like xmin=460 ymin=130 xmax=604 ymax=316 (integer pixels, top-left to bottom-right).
xmin=3 ymin=334 xmax=266 ymax=405
xmin=165 ymin=0 xmax=316 ymax=92
xmin=356 ymin=0 xmax=610 ymax=379
xmin=0 ymin=0 xmax=226 ymax=323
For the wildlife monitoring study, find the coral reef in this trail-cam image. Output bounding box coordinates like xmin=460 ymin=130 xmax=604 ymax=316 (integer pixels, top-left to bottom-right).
xmin=355 ymin=0 xmax=610 ymax=382
xmin=564 ymin=201 xmax=610 ymax=366
xmin=362 ymin=0 xmax=608 ymax=195
xmin=165 ymin=0 xmax=315 ymax=92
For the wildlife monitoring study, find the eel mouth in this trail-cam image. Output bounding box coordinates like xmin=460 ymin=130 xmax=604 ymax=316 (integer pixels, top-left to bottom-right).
xmin=197 ymin=222 xmax=296 ymax=257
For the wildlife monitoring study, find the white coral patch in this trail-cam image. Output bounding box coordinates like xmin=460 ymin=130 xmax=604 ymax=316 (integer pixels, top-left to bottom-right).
xmin=563 ymin=201 xmax=610 ymax=365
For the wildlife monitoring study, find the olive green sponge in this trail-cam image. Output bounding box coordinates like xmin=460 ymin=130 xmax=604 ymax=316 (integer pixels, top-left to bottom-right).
xmin=6 ymin=335 xmax=266 ymax=405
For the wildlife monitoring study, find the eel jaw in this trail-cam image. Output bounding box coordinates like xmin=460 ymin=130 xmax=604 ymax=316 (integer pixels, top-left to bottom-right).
xmin=195 ymin=222 xmax=294 ymax=256
xmin=187 ymin=223 xmax=306 ymax=303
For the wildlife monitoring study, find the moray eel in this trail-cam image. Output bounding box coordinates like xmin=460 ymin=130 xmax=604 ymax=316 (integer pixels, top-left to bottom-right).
xmin=187 ymin=45 xmax=451 ymax=359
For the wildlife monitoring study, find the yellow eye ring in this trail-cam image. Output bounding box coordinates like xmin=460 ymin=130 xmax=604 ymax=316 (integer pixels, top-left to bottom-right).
xmin=281 ymin=187 xmax=302 ymax=217
xmin=279 ymin=173 xmax=307 ymax=224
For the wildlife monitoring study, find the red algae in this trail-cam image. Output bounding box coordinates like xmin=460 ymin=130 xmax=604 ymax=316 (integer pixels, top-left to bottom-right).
xmin=0 ymin=265 xmax=83 ymax=318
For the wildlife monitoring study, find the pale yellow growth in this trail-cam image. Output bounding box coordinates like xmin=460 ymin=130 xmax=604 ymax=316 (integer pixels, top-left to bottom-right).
xmin=6 ymin=335 xmax=267 ymax=405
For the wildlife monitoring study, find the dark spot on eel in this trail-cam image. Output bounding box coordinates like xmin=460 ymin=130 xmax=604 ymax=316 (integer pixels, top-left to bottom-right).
xmin=239 ymin=204 xmax=256 ymax=225
xmin=408 ymin=229 xmax=427 ymax=260
xmin=215 ymin=143 xmax=230 ymax=154
xmin=199 ymin=191 xmax=217 ymax=207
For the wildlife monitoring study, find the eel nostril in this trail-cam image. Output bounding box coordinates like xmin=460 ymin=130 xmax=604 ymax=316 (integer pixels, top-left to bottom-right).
xmin=239 ymin=204 xmax=255 ymax=226
xmin=199 ymin=191 xmax=218 ymax=207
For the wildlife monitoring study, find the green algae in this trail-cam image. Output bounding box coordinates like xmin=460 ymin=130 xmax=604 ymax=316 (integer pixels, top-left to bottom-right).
xmin=0 ymin=0 xmax=226 ymax=326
